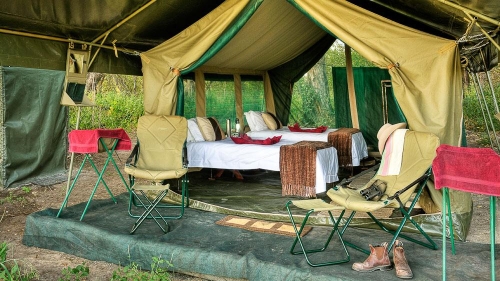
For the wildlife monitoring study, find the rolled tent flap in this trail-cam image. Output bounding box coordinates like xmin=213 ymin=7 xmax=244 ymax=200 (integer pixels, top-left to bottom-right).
xmin=140 ymin=0 xmax=259 ymax=116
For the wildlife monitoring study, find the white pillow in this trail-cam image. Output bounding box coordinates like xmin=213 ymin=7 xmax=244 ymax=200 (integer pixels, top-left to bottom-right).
xmin=187 ymin=118 xmax=205 ymax=142
xmin=250 ymin=111 xmax=269 ymax=131
xmin=244 ymin=111 xmax=257 ymax=131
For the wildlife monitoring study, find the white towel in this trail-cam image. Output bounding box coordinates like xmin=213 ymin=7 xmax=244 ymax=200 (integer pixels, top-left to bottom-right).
xmin=378 ymin=129 xmax=407 ymax=176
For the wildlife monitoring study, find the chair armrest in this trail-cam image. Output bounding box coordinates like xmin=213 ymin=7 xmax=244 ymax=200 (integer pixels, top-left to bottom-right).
xmin=387 ymin=169 xmax=431 ymax=201
xmin=126 ymin=143 xmax=140 ymax=167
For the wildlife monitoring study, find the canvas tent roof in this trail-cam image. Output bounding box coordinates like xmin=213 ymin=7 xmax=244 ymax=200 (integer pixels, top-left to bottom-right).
xmin=0 ymin=0 xmax=498 ymax=74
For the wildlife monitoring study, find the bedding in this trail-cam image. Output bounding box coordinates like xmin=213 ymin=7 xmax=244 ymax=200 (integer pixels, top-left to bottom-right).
xmin=247 ymin=128 xmax=368 ymax=166
xmin=187 ymin=138 xmax=338 ymax=194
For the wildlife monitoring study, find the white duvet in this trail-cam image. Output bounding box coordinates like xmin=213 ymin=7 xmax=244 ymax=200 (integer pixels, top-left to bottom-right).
xmin=247 ymin=128 xmax=368 ymax=166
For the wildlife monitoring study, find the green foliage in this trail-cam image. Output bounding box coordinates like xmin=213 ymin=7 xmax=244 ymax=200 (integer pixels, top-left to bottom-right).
xmin=69 ymin=90 xmax=144 ymax=131
xmin=290 ymin=41 xmax=373 ymax=127
xmin=111 ymin=256 xmax=172 ymax=281
xmin=0 ymin=242 xmax=38 ymax=281
xmin=463 ymin=82 xmax=500 ymax=147
xmin=59 ymin=262 xmax=89 ymax=281
xmin=0 ymin=187 xmax=30 ymax=205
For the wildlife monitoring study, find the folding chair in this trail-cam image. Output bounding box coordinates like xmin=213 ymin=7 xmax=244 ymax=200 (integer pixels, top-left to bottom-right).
xmin=124 ymin=115 xmax=189 ymax=234
xmin=433 ymin=144 xmax=500 ymax=281
xmin=327 ymin=128 xmax=440 ymax=254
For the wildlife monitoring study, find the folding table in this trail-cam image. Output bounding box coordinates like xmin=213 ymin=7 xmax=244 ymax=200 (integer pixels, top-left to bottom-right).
xmin=57 ymin=128 xmax=131 ymax=221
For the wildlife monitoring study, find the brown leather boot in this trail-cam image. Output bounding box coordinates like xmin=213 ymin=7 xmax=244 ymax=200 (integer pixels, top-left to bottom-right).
xmin=393 ymin=240 xmax=413 ymax=279
xmin=352 ymin=242 xmax=392 ymax=272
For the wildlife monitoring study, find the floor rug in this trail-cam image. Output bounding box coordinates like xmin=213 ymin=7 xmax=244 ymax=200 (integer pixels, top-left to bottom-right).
xmin=215 ymin=215 xmax=312 ymax=237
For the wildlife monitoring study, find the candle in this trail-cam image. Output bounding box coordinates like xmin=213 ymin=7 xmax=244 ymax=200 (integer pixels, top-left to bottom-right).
xmin=226 ymin=119 xmax=231 ymax=137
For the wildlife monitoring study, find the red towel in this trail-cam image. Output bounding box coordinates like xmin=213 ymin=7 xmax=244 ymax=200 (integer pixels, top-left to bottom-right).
xmin=230 ymin=134 xmax=282 ymax=145
xmin=288 ymin=123 xmax=327 ymax=133
xmin=69 ymin=128 xmax=132 ymax=153
xmin=432 ymin=144 xmax=500 ymax=196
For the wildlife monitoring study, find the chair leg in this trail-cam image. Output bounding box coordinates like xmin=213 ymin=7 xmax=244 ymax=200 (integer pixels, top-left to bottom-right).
xmin=128 ymin=175 xmax=189 ymax=219
xmin=286 ymin=201 xmax=350 ymax=267
xmin=338 ymin=210 xmax=371 ymax=255
xmin=130 ymin=190 xmax=169 ymax=234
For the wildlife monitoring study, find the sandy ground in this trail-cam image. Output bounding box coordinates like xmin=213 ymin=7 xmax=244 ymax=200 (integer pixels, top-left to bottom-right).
xmin=0 ymin=134 xmax=498 ymax=281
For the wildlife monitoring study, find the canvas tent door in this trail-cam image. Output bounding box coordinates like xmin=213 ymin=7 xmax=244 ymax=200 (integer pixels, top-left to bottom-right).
xmin=0 ymin=67 xmax=67 ymax=188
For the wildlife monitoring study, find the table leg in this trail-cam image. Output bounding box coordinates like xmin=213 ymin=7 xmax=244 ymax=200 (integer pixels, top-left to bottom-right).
xmin=490 ymin=196 xmax=495 ymax=281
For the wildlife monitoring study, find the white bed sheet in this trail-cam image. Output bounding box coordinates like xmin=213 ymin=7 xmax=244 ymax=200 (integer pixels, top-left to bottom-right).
xmin=247 ymin=128 xmax=368 ymax=166
xmin=187 ymin=138 xmax=338 ymax=194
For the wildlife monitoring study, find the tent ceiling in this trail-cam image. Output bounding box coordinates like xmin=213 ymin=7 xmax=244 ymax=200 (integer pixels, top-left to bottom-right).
xmin=205 ymin=0 xmax=327 ymax=71
xmin=0 ymin=0 xmax=224 ymax=51
xmin=0 ymin=0 xmax=498 ymax=73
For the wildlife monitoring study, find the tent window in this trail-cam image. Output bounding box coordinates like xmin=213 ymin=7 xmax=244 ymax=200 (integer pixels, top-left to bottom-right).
xmin=242 ymin=80 xmax=264 ymax=113
xmin=206 ymin=80 xmax=236 ymax=122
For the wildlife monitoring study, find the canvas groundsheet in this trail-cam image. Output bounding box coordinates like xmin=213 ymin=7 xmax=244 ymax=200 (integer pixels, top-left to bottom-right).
xmin=22 ymin=192 xmax=499 ymax=281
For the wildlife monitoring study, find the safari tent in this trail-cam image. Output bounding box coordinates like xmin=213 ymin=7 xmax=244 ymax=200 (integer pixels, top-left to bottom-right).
xmin=1 ymin=0 xmax=499 ymax=241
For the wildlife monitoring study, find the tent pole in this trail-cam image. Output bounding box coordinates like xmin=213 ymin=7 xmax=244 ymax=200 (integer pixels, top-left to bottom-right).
xmin=91 ymin=0 xmax=157 ymax=44
xmin=64 ymin=107 xmax=82 ymax=206
xmin=471 ymin=71 xmax=500 ymax=152
xmin=0 ymin=28 xmax=138 ymax=54
xmin=438 ymin=0 xmax=500 ymax=27
xmin=345 ymin=45 xmax=359 ymax=129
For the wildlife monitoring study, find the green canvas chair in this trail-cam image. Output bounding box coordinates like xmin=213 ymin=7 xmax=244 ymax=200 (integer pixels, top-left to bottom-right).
xmin=124 ymin=115 xmax=189 ymax=234
xmin=328 ymin=129 xmax=440 ymax=254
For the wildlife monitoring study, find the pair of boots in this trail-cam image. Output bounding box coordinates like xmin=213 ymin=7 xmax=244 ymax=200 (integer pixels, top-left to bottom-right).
xmin=352 ymin=240 xmax=413 ymax=279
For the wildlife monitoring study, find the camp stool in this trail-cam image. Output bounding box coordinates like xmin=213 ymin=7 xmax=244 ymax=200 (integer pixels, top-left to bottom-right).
xmin=285 ymin=199 xmax=350 ymax=267
xmin=432 ymin=144 xmax=500 ymax=281
xmin=57 ymin=129 xmax=131 ymax=221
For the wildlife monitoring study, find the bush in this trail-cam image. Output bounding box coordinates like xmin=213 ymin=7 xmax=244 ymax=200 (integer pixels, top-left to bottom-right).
xmin=68 ymin=91 xmax=143 ymax=131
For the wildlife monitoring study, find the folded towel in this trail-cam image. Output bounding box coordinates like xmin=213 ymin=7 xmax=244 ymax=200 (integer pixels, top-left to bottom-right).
xmin=69 ymin=128 xmax=132 ymax=153
xmin=433 ymin=144 xmax=500 ymax=196
xmin=378 ymin=129 xmax=407 ymax=176
xmin=230 ymin=134 xmax=281 ymax=145
xmin=288 ymin=123 xmax=327 ymax=133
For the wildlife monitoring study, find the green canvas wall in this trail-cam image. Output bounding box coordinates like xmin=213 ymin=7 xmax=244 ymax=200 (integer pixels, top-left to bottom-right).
xmin=333 ymin=67 xmax=406 ymax=149
xmin=1 ymin=67 xmax=68 ymax=188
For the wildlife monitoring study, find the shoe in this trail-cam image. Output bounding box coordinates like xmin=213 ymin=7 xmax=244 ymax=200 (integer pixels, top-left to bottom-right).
xmin=393 ymin=240 xmax=413 ymax=279
xmin=352 ymin=242 xmax=393 ymax=272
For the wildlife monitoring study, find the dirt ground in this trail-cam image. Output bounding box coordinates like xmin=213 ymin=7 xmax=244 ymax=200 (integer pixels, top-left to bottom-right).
xmin=0 ymin=132 xmax=497 ymax=281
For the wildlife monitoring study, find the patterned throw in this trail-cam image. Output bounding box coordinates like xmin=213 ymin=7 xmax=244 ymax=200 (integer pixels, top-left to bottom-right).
xmin=378 ymin=129 xmax=407 ymax=176
xmin=280 ymin=141 xmax=333 ymax=197
xmin=327 ymin=128 xmax=360 ymax=167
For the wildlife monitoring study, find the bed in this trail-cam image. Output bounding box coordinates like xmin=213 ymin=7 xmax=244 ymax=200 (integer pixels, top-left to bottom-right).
xmin=187 ymin=138 xmax=338 ymax=194
xmin=246 ymin=128 xmax=368 ymax=166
